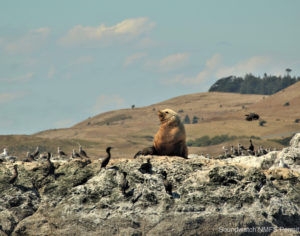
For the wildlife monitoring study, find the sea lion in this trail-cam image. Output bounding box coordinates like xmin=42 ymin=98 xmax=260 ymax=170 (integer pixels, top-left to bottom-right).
xmin=134 ymin=108 xmax=188 ymax=158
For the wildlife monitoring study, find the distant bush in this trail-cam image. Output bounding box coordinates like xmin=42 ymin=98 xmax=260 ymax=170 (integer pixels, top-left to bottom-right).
xmin=178 ymin=109 xmax=184 ymax=113
xmin=183 ymin=115 xmax=191 ymax=124
xmin=283 ymin=102 xmax=290 ymax=106
xmin=295 ymin=118 xmax=300 ymax=123
xmin=259 ymin=120 xmax=267 ymax=126
xmin=187 ymin=135 xmax=260 ymax=147
xmin=131 ymin=105 xmax=135 ymax=109
xmin=192 ymin=116 xmax=199 ymax=124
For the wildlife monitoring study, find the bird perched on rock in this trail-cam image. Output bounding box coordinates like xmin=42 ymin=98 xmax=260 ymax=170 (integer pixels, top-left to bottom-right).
xmin=79 ymin=146 xmax=89 ymax=158
xmin=9 ymin=165 xmax=18 ymax=185
xmin=101 ymin=147 xmax=113 ymax=169
xmin=46 ymin=152 xmax=55 ymax=176
xmin=72 ymin=149 xmax=81 ymax=159
xmin=161 ymin=171 xmax=172 ymax=196
xmin=57 ymin=147 xmax=67 ymax=158
xmin=222 ymin=146 xmax=231 ymax=157
xmin=39 ymin=152 xmax=48 ymax=160
xmin=26 ymin=152 xmax=35 ymax=161
xmin=259 ymin=146 xmax=268 ymax=155
xmin=238 ymin=143 xmax=247 ymax=151
xmin=6 ymin=156 xmax=17 ymax=163
xmin=120 ymin=171 xmax=129 ymax=195
xmin=237 ymin=143 xmax=247 ymax=156
xmin=248 ymin=140 xmax=254 ymax=152
xmin=0 ymin=148 xmax=8 ymax=158
xmin=138 ymin=158 xmax=152 ymax=174
xmin=231 ymin=145 xmax=239 ymax=156
xmin=32 ymin=146 xmax=39 ymax=159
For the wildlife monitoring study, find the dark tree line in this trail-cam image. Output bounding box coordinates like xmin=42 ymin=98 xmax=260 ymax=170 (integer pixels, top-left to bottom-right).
xmin=209 ymin=74 xmax=300 ymax=95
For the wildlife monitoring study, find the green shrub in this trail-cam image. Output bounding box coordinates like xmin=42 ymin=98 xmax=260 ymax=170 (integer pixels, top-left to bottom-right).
xmin=270 ymin=136 xmax=293 ymax=146
xmin=187 ymin=135 xmax=260 ymax=147
xmin=183 ymin=115 xmax=191 ymax=124
xmin=192 ymin=116 xmax=199 ymax=124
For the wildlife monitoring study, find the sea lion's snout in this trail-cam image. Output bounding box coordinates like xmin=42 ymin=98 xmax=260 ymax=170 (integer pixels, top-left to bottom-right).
xmin=158 ymin=110 xmax=165 ymax=121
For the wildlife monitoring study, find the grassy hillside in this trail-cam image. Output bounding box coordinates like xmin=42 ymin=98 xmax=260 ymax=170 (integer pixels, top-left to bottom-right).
xmin=2 ymin=81 xmax=300 ymax=159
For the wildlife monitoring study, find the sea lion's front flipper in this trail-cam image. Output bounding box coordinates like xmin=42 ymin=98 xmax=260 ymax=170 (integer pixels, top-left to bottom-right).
xmin=133 ymin=146 xmax=157 ymax=159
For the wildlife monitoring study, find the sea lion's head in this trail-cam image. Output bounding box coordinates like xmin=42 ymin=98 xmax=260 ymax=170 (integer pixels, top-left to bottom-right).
xmin=157 ymin=109 xmax=179 ymax=124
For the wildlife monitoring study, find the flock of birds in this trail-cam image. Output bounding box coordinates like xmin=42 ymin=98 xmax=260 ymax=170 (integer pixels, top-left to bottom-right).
xmin=0 ymin=145 xmax=106 ymax=163
xmin=221 ymin=139 xmax=276 ymax=158
xmin=0 ymin=146 xmax=173 ymax=197
xmin=1 ymin=138 xmax=290 ymax=197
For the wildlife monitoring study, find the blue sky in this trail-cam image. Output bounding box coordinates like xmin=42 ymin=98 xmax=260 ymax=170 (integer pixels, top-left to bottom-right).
xmin=1 ymin=0 xmax=300 ymax=134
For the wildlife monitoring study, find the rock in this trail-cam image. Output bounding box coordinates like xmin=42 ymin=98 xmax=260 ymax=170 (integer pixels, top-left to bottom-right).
xmin=0 ymin=134 xmax=299 ymax=235
xmin=290 ymin=133 xmax=300 ymax=148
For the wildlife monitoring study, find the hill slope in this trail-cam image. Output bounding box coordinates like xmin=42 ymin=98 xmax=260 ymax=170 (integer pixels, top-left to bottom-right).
xmin=1 ymin=82 xmax=300 ymax=159
xmin=33 ymin=92 xmax=266 ymax=158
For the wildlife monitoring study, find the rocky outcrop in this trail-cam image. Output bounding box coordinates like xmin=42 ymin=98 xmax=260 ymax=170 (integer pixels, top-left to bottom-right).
xmin=1 ymin=134 xmax=300 ymax=235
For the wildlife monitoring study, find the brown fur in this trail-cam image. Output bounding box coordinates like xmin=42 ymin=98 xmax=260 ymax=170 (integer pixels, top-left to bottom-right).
xmin=134 ymin=109 xmax=188 ymax=158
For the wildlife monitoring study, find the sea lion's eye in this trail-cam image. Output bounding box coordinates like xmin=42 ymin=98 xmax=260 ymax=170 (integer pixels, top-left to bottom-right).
xmin=166 ymin=111 xmax=169 ymax=114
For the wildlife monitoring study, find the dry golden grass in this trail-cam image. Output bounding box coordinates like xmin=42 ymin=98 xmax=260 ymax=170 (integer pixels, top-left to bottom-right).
xmin=2 ymin=81 xmax=300 ymax=159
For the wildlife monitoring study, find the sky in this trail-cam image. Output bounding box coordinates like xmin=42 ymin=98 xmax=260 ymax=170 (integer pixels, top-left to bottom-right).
xmin=1 ymin=0 xmax=300 ymax=134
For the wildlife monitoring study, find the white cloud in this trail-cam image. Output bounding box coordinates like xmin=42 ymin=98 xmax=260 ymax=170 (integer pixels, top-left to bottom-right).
xmin=54 ymin=119 xmax=73 ymax=128
xmin=164 ymin=54 xmax=221 ymax=85
xmin=1 ymin=27 xmax=50 ymax=53
xmin=91 ymin=95 xmax=126 ymax=114
xmin=159 ymin=53 xmax=190 ymax=72
xmin=0 ymin=72 xmax=34 ymax=83
xmin=0 ymin=92 xmax=20 ymax=104
xmin=164 ymin=54 xmax=279 ymax=86
xmin=215 ymin=56 xmax=271 ymax=78
xmin=58 ymin=17 xmax=155 ymax=47
xmin=124 ymin=52 xmax=146 ymax=67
